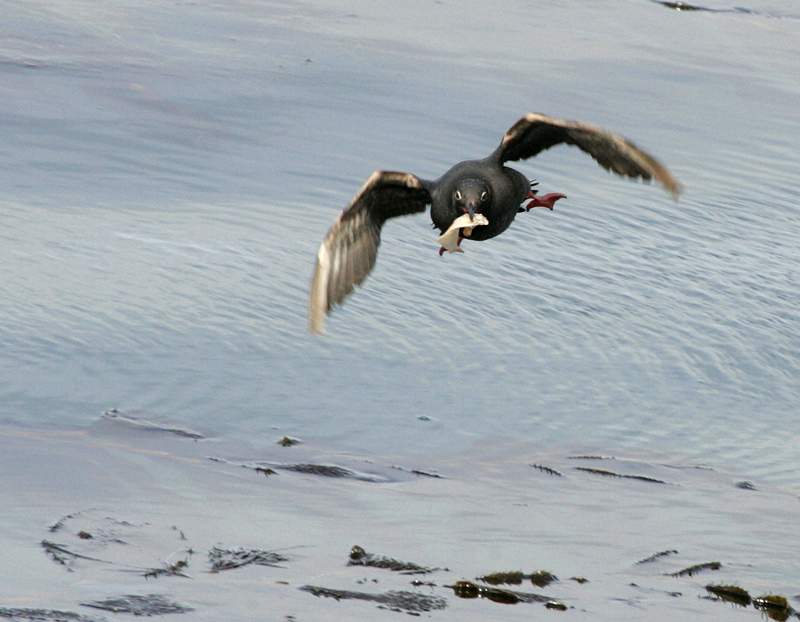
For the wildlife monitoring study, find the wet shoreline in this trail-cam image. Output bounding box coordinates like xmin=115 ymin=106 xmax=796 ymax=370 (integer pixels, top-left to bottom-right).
xmin=2 ymin=414 xmax=798 ymax=620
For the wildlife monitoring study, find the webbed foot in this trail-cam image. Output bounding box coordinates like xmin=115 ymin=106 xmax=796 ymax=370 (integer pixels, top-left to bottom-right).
xmin=524 ymin=191 xmax=566 ymax=211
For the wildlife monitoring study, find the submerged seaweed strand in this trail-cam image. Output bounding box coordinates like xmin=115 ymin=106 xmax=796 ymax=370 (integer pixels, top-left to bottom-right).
xmin=348 ymin=545 xmax=442 ymax=574
xmin=530 ymin=464 xmax=563 ymax=477
xmin=48 ymin=510 xmax=91 ymax=533
xmin=40 ymin=540 xmax=111 ymax=570
xmin=574 ymin=467 xmax=668 ymax=484
xmin=81 ymin=594 xmax=194 ymax=616
xmin=446 ymin=581 xmax=554 ymax=605
xmin=478 ymin=570 xmax=558 ymax=587
xmin=0 ymin=608 xmax=104 ymax=622
xmin=299 ymin=585 xmax=447 ymax=613
xmin=668 ymin=561 xmax=721 ymax=577
xmin=637 ymin=550 xmax=679 ymax=564
xmin=142 ymin=559 xmax=190 ymax=579
xmin=209 ymin=546 xmax=288 ymax=571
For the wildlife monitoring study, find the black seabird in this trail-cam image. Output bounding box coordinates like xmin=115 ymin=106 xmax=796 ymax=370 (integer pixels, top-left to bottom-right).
xmin=309 ymin=112 xmax=681 ymax=334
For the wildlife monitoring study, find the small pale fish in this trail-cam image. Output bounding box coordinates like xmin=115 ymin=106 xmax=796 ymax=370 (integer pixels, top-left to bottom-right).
xmin=436 ymin=213 xmax=489 ymax=254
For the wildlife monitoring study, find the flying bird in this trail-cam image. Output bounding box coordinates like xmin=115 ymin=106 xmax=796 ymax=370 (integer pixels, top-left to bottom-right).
xmin=309 ymin=112 xmax=681 ymax=334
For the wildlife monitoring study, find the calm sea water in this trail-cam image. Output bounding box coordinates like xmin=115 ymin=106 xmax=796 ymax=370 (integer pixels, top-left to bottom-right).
xmin=2 ymin=0 xmax=799 ymax=486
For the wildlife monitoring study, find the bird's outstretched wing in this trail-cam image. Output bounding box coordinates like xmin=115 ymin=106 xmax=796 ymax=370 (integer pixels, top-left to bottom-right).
xmin=309 ymin=171 xmax=432 ymax=334
xmin=493 ymin=113 xmax=681 ymax=198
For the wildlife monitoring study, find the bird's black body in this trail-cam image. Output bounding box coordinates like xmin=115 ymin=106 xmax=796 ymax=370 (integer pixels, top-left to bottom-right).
xmin=309 ymin=112 xmax=681 ymax=334
xmin=427 ymin=157 xmax=531 ymax=241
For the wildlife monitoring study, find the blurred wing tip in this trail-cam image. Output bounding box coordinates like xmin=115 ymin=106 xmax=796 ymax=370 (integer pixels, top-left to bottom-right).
xmin=666 ymin=181 xmax=683 ymax=200
xmin=648 ymin=164 xmax=682 ymax=200
xmin=309 ymin=315 xmax=326 ymax=336
xmin=662 ymin=173 xmax=683 ymax=199
xmin=309 ymin=243 xmax=331 ymax=335
xmin=309 ymin=302 xmax=326 ymax=335
xmin=633 ymin=169 xmax=683 ymax=200
xmin=641 ymin=174 xmax=682 ymax=200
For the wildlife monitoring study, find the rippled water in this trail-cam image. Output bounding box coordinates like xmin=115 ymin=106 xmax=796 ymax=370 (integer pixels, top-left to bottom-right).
xmin=4 ymin=424 xmax=800 ymax=621
xmin=2 ymin=0 xmax=800 ymax=489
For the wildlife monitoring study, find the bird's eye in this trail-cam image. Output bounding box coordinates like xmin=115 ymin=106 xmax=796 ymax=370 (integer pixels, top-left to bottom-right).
xmin=480 ymin=191 xmax=488 ymax=201
xmin=454 ymin=190 xmax=462 ymax=201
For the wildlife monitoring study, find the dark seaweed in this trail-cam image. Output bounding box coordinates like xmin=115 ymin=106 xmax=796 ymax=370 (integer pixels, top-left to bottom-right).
xmin=48 ymin=511 xmax=90 ymax=533
xmin=448 ymin=581 xmax=518 ymax=604
xmin=574 ymin=467 xmax=668 ymax=484
xmin=446 ymin=581 xmax=552 ymax=605
xmin=279 ymin=463 xmax=383 ymax=481
xmin=224 ymin=459 xmax=388 ymax=482
xmin=637 ymin=550 xmax=679 ymax=564
xmin=82 ymin=594 xmax=194 ymax=616
xmin=40 ymin=540 xmax=110 ymax=570
xmin=348 ymin=545 xmax=442 ymax=574
xmin=285 ymin=464 xmax=353 ymax=477
xmin=0 ymin=609 xmax=105 ymax=622
xmin=142 ymin=559 xmax=190 ymax=579
xmin=753 ymin=594 xmax=792 ymax=616
xmin=668 ymin=561 xmax=721 ymax=577
xmin=651 ymin=0 xmax=762 ymax=14
xmin=478 ymin=570 xmax=558 ymax=587
xmin=410 ymin=469 xmax=444 ymax=479
xmin=705 ymin=584 xmax=752 ymax=607
xmin=530 ymin=464 xmax=563 ymax=477
xmin=214 ymin=456 xmax=401 ymax=482
xmin=478 ymin=571 xmax=525 ymax=585
xmin=530 ymin=571 xmax=559 ymax=587
xmin=654 ymin=1 xmax=709 ymax=9
xmin=209 ymin=546 xmax=288 ymax=571
xmin=703 ymin=585 xmax=797 ymax=620
xmin=102 ymin=410 xmax=205 ymax=440
xmin=299 ymin=585 xmax=447 ymax=613
xmin=390 ymin=465 xmax=445 ymax=479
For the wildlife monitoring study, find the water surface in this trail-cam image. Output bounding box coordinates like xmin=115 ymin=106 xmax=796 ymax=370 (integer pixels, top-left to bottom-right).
xmin=2 ymin=0 xmax=799 ymax=485
xmin=2 ymin=1 xmax=800 ymax=618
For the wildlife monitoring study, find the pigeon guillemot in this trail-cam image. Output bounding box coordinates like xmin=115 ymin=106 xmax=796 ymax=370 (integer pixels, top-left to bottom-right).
xmin=309 ymin=112 xmax=681 ymax=334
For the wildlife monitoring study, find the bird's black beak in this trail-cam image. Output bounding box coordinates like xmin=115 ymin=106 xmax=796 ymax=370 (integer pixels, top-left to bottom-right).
xmin=466 ymin=203 xmax=476 ymax=222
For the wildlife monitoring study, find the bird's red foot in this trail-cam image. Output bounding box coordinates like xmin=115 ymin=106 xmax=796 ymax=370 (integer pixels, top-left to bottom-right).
xmin=524 ymin=191 xmax=567 ymax=211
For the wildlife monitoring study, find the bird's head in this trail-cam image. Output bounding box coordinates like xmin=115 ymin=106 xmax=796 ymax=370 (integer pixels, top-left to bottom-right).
xmin=452 ymin=178 xmax=490 ymax=221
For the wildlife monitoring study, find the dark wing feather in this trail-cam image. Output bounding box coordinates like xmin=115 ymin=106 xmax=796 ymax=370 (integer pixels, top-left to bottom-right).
xmin=494 ymin=113 xmax=681 ymax=198
xmin=309 ymin=171 xmax=431 ymax=334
